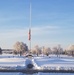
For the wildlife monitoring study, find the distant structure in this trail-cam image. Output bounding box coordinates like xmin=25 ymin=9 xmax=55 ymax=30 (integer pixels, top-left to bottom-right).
xmin=2 ymin=49 xmax=13 ymax=54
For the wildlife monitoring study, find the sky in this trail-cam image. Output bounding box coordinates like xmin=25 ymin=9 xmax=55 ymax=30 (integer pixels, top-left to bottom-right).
xmin=0 ymin=0 xmax=74 ymax=49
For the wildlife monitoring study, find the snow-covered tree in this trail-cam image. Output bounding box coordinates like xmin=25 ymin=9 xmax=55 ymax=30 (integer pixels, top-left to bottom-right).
xmin=31 ymin=49 xmax=37 ymax=55
xmin=66 ymin=45 xmax=74 ymax=56
xmin=13 ymin=41 xmax=28 ymax=56
xmin=32 ymin=45 xmax=41 ymax=56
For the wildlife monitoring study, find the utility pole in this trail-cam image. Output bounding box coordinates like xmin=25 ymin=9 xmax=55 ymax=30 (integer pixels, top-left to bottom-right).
xmin=28 ymin=0 xmax=32 ymax=53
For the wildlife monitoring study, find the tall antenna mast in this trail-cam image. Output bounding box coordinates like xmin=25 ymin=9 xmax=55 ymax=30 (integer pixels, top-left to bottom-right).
xmin=28 ymin=0 xmax=31 ymax=52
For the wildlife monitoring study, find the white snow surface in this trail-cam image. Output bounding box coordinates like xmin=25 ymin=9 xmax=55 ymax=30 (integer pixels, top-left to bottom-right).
xmin=34 ymin=56 xmax=74 ymax=70
xmin=0 ymin=57 xmax=25 ymax=68
xmin=0 ymin=54 xmax=74 ymax=75
xmin=0 ymin=56 xmax=74 ymax=68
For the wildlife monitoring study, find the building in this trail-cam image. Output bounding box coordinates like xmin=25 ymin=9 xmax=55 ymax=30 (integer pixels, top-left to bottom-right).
xmin=2 ymin=49 xmax=13 ymax=54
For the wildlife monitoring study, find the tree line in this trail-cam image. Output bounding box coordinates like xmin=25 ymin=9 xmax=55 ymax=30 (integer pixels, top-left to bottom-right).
xmin=0 ymin=41 xmax=74 ymax=56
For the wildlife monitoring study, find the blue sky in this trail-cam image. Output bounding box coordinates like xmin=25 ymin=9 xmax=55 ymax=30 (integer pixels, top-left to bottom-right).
xmin=0 ymin=0 xmax=74 ymax=49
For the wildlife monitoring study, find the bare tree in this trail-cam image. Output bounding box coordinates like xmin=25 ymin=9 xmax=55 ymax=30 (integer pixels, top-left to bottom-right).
xmin=57 ymin=45 xmax=63 ymax=57
xmin=52 ymin=45 xmax=63 ymax=57
xmin=0 ymin=47 xmax=2 ymax=54
xmin=13 ymin=41 xmax=28 ymax=56
xmin=42 ymin=47 xmax=51 ymax=56
xmin=52 ymin=46 xmax=58 ymax=56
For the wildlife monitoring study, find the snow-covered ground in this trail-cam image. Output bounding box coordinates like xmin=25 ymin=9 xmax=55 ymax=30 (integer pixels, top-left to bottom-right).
xmin=0 ymin=54 xmax=74 ymax=75
xmin=34 ymin=55 xmax=74 ymax=70
xmin=0 ymin=55 xmax=25 ymax=70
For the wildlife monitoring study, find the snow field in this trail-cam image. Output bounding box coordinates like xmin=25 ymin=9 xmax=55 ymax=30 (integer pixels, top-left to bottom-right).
xmin=0 ymin=55 xmax=74 ymax=75
xmin=34 ymin=56 xmax=74 ymax=71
